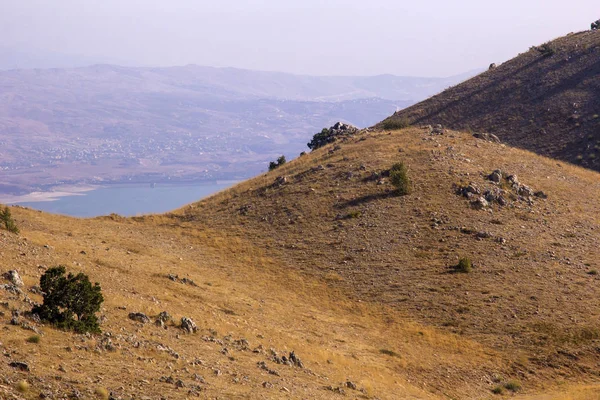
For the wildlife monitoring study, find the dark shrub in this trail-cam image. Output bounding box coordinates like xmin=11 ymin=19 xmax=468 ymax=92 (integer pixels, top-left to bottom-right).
xmin=536 ymin=43 xmax=555 ymax=56
xmin=389 ymin=162 xmax=411 ymax=195
xmin=592 ymin=20 xmax=599 ymax=30
xmin=381 ymin=118 xmax=410 ymax=131
xmin=453 ymin=258 xmax=473 ymax=273
xmin=0 ymin=206 xmax=19 ymax=234
xmin=268 ymin=155 xmax=286 ymax=171
xmin=307 ymin=128 xmax=335 ymax=150
xmin=32 ymin=266 xmax=104 ymax=333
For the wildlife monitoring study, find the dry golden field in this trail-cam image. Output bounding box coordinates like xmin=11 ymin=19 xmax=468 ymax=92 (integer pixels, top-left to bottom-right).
xmin=2 ymin=126 xmax=600 ymax=399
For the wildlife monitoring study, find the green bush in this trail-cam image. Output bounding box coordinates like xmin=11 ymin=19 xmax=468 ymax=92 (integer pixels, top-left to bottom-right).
xmin=0 ymin=206 xmax=19 ymax=234
xmin=453 ymin=258 xmax=473 ymax=273
xmin=536 ymin=43 xmax=555 ymax=57
xmin=389 ymin=162 xmax=411 ymax=195
xmin=307 ymin=128 xmax=334 ymax=150
xmin=32 ymin=266 xmax=104 ymax=333
xmin=268 ymin=155 xmax=286 ymax=171
xmin=504 ymin=381 xmax=522 ymax=392
xmin=491 ymin=386 xmax=504 ymax=395
xmin=381 ymin=118 xmax=410 ymax=131
xmin=26 ymin=335 xmax=41 ymax=344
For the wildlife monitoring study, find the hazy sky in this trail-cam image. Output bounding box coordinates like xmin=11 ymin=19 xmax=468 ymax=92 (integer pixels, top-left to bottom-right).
xmin=1 ymin=0 xmax=597 ymax=76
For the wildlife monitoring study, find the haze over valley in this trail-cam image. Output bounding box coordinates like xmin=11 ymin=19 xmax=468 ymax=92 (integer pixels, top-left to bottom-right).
xmin=0 ymin=64 xmax=472 ymax=197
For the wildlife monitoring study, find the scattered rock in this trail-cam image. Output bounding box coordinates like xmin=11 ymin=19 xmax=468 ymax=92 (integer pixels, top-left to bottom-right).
xmin=456 ymin=183 xmax=481 ymax=199
xmin=3 ymin=270 xmax=24 ymax=287
xmin=257 ymin=361 xmax=280 ymax=376
xmin=9 ymin=361 xmax=30 ymax=371
xmin=458 ymin=169 xmax=545 ymax=210
xmin=518 ymin=185 xmax=534 ymax=197
xmin=484 ymin=188 xmax=507 ymax=206
xmin=274 ymin=176 xmax=288 ymax=187
xmin=99 ymin=336 xmax=115 ymax=352
xmin=429 ymin=124 xmax=445 ymax=135
xmin=473 ymin=132 xmax=501 ymax=143
xmin=181 ymin=317 xmax=198 ymax=334
xmin=166 ymin=274 xmax=198 ymax=287
xmin=307 ymin=122 xmax=359 ymax=150
xmin=128 ymin=312 xmax=150 ymax=324
xmin=29 ymin=286 xmax=43 ymax=295
xmin=471 ymin=197 xmax=489 ymax=210
xmin=489 ymin=63 xmax=497 ymax=70
xmin=488 ymin=169 xmax=503 ymax=183
xmin=324 ymin=385 xmax=346 ymax=395
xmin=155 ymin=311 xmax=172 ymax=328
xmin=288 ymin=351 xmax=304 ymax=368
xmin=346 ymin=381 xmax=358 ymax=390
xmin=0 ymin=284 xmax=23 ymax=295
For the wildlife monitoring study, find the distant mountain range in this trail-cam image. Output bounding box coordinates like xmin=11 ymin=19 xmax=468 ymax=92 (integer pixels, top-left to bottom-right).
xmin=0 ymin=64 xmax=477 ymax=194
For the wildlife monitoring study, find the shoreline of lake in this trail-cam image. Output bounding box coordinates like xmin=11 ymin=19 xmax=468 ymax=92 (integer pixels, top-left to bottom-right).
xmin=1 ymin=181 xmax=239 ymax=217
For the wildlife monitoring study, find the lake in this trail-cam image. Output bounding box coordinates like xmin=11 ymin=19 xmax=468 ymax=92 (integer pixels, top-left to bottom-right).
xmin=15 ymin=182 xmax=238 ymax=218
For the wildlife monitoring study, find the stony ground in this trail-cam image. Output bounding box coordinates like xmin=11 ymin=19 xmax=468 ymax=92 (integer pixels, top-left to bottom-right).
xmin=382 ymin=29 xmax=600 ymax=171
xmin=2 ymin=126 xmax=600 ymax=398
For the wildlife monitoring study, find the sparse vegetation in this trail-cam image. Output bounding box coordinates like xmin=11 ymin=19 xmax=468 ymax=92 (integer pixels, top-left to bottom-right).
xmin=379 ymin=349 xmax=400 ymax=357
xmin=307 ymin=128 xmax=336 ymax=150
xmin=381 ymin=118 xmax=410 ymax=131
xmin=5 ymin=123 xmax=600 ymax=398
xmin=0 ymin=206 xmax=19 ymax=234
xmin=95 ymin=387 xmax=110 ymax=400
xmin=504 ymin=381 xmax=522 ymax=392
xmin=307 ymin=122 xmax=357 ymax=151
xmin=389 ymin=162 xmax=411 ymax=195
xmin=491 ymin=386 xmax=504 ymax=395
xmin=345 ymin=211 xmax=362 ymax=219
xmin=535 ymin=43 xmax=556 ymax=57
xmin=16 ymin=380 xmax=29 ymax=393
xmin=453 ymin=258 xmax=473 ymax=273
xmin=32 ymin=266 xmax=104 ymax=334
xmin=268 ymin=155 xmax=286 ymax=171
xmin=26 ymin=335 xmax=41 ymax=344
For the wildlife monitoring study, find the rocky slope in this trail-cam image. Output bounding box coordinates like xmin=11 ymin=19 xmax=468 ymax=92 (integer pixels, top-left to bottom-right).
xmin=2 ymin=125 xmax=600 ymax=398
xmin=379 ymin=29 xmax=600 ymax=171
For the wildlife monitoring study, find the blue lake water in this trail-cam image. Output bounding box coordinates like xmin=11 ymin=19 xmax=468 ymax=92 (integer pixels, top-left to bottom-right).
xmin=17 ymin=182 xmax=237 ymax=218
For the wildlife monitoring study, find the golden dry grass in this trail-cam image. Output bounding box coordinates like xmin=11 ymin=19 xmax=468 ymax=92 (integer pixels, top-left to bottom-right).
xmin=2 ymin=126 xmax=600 ymax=398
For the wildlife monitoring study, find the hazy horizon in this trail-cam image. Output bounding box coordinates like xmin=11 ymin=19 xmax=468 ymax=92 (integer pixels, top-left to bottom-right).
xmin=2 ymin=0 xmax=598 ymax=76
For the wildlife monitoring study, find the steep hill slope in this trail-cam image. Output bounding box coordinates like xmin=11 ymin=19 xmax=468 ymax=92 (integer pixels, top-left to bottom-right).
xmin=2 ymin=126 xmax=600 ymax=398
xmin=379 ymin=29 xmax=600 ymax=171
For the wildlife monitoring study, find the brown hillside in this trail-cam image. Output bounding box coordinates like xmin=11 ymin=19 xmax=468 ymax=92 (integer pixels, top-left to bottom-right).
xmin=2 ymin=126 xmax=600 ymax=398
xmin=379 ymin=29 xmax=600 ymax=171
xmin=168 ymin=126 xmax=600 ymax=397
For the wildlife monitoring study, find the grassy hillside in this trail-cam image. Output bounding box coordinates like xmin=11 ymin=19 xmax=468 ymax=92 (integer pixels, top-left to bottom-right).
xmin=379 ymin=29 xmax=600 ymax=171
xmin=2 ymin=126 xmax=600 ymax=398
